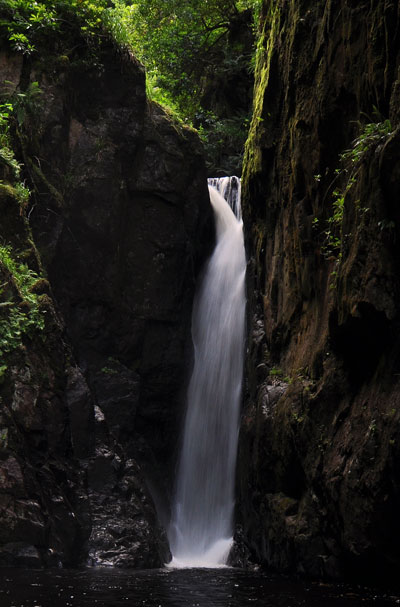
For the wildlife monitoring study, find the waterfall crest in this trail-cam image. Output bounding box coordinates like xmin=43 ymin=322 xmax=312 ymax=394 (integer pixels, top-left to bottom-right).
xmin=168 ymin=180 xmax=246 ymax=568
xmin=207 ymin=176 xmax=241 ymax=221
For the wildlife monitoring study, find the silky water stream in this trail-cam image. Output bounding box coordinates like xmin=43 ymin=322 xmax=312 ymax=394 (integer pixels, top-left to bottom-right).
xmin=168 ymin=178 xmax=246 ymax=568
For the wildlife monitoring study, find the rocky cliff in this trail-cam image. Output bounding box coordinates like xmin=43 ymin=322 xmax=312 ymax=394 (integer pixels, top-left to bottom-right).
xmin=0 ymin=31 xmax=212 ymax=566
xmin=239 ymin=0 xmax=400 ymax=585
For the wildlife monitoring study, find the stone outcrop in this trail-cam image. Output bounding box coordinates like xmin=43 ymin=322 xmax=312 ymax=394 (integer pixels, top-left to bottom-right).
xmin=0 ymin=177 xmax=91 ymax=567
xmin=239 ymin=0 xmax=400 ymax=585
xmin=0 ymin=35 xmax=212 ymax=566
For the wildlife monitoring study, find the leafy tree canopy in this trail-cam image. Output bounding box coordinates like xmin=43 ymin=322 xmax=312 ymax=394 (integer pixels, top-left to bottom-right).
xmin=106 ymin=0 xmax=260 ymax=173
xmin=0 ymin=0 xmax=260 ymax=173
xmin=107 ymin=0 xmax=259 ymax=118
xmin=0 ymin=0 xmax=108 ymax=54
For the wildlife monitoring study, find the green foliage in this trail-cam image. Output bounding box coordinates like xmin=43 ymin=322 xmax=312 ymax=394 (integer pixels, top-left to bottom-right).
xmin=104 ymin=0 xmax=258 ymax=172
xmin=0 ymin=0 xmax=107 ymax=54
xmin=198 ymin=111 xmax=250 ymax=174
xmin=0 ymin=97 xmax=40 ymax=356
xmin=318 ymin=117 xmax=393 ymax=262
xmin=144 ymin=73 xmax=182 ymax=119
xmin=0 ymin=145 xmax=21 ymax=179
xmin=0 ymin=245 xmax=45 ymax=357
xmin=14 ymin=180 xmax=30 ymax=205
xmin=105 ymin=0 xmax=257 ymax=117
xmin=339 ymin=118 xmax=393 ymax=165
xmin=1 ymin=0 xmax=258 ymax=173
xmin=269 ymin=366 xmax=292 ymax=383
xmin=8 ymin=31 xmax=35 ymax=54
xmin=269 ymin=366 xmax=284 ymax=377
xmin=0 ymin=102 xmax=20 ymax=176
xmin=102 ymin=0 xmax=133 ymax=49
xmin=0 ymin=95 xmax=34 ymax=206
xmin=10 ymin=81 xmax=43 ymax=127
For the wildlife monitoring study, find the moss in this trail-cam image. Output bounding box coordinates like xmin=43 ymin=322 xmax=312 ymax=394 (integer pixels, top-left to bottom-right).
xmin=274 ymin=494 xmax=298 ymax=516
xmin=0 ymin=147 xmax=21 ymax=180
xmin=0 ymin=183 xmax=18 ymax=201
xmin=29 ymin=161 xmax=63 ymax=208
xmin=37 ymin=293 xmax=54 ymax=309
xmin=28 ymin=278 xmax=50 ymax=295
xmin=101 ymin=366 xmax=118 ymax=376
xmin=56 ymin=55 xmax=70 ymax=66
xmin=242 ymin=2 xmax=281 ymax=185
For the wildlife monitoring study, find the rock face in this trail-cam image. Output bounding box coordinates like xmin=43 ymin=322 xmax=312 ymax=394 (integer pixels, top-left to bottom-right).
xmin=28 ymin=41 xmax=212 ymax=475
xmin=0 ymin=37 xmax=212 ymax=567
xmin=239 ymin=0 xmax=400 ymax=585
xmin=0 ymin=177 xmax=91 ymax=567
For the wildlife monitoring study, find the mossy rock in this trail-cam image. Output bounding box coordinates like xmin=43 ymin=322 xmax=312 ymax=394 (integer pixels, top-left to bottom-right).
xmin=28 ymin=278 xmax=50 ymax=296
xmin=0 ymin=183 xmax=18 ymax=203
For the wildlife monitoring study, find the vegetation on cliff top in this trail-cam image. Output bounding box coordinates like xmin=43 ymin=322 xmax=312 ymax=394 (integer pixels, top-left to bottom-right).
xmin=0 ymin=0 xmax=107 ymax=53
xmin=0 ymin=0 xmax=260 ymax=174
xmin=106 ymin=0 xmax=259 ymax=113
xmin=106 ymin=0 xmax=260 ymax=174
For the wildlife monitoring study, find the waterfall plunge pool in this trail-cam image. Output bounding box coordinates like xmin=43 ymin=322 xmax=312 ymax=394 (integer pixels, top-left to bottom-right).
xmin=0 ymin=567 xmax=398 ymax=607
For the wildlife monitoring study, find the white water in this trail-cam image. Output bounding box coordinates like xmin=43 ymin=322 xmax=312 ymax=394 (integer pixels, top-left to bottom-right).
xmin=168 ymin=180 xmax=246 ymax=568
xmin=207 ymin=176 xmax=242 ymax=221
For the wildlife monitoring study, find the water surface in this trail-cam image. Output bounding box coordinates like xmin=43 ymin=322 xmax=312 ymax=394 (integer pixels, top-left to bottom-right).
xmin=0 ymin=567 xmax=398 ymax=607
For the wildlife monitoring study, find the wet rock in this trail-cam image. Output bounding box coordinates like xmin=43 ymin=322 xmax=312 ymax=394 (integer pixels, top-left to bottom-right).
xmin=0 ymin=496 xmax=46 ymax=547
xmin=91 ymin=361 xmax=140 ymax=447
xmin=28 ymin=42 xmax=212 ymax=482
xmin=240 ymin=0 xmax=400 ymax=585
xmin=0 ymin=542 xmax=41 ymax=568
xmin=0 ymin=457 xmax=25 ymax=497
xmin=65 ymin=366 xmax=94 ymax=459
xmin=88 ymin=457 xmax=171 ymax=568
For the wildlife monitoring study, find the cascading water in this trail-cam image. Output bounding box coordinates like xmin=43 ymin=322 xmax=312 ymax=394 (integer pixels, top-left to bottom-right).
xmin=168 ymin=177 xmax=246 ymax=568
xmin=208 ymin=176 xmax=242 ymax=221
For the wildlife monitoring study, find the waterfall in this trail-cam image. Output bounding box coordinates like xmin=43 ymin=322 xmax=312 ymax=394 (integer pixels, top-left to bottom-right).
xmin=168 ymin=178 xmax=246 ymax=568
xmin=207 ymin=176 xmax=241 ymax=221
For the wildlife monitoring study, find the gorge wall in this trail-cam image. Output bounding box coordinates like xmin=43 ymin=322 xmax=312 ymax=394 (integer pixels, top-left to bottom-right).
xmin=239 ymin=0 xmax=400 ymax=585
xmin=0 ymin=33 xmax=212 ymax=567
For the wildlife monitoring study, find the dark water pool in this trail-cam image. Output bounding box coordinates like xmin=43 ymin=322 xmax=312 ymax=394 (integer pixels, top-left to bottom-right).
xmin=0 ymin=567 xmax=398 ymax=607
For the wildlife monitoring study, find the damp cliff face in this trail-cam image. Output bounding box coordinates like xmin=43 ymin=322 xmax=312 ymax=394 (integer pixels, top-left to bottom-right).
xmin=26 ymin=41 xmax=212 ymax=480
xmin=0 ymin=35 xmax=212 ymax=566
xmin=0 ymin=176 xmax=90 ymax=568
xmin=239 ymin=0 xmax=400 ymax=584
